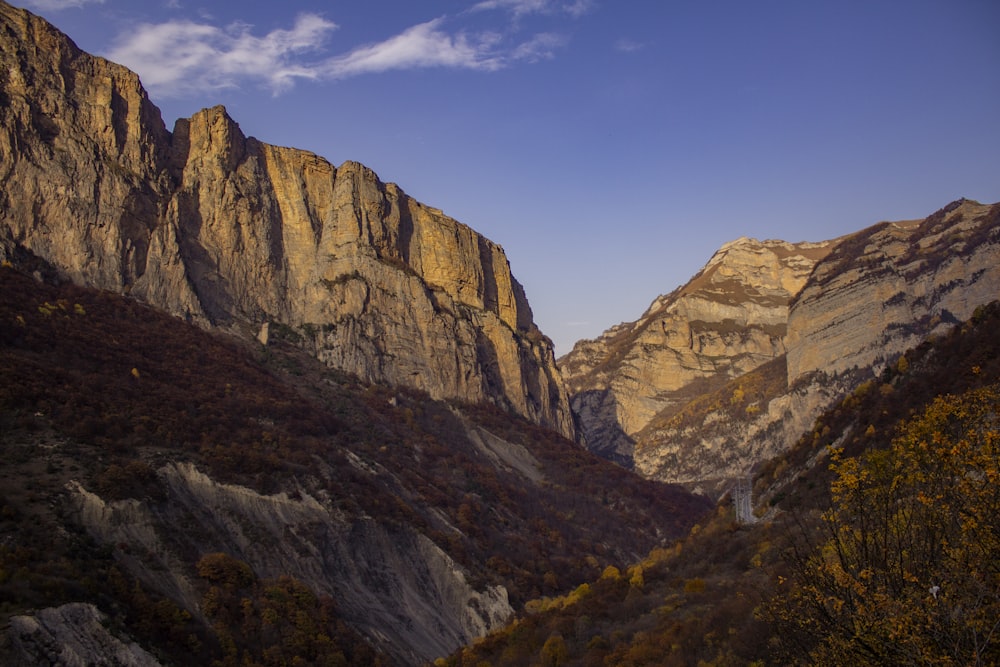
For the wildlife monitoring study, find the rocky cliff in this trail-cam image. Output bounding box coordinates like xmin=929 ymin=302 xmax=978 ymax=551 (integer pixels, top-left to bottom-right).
xmin=785 ymin=199 xmax=1000 ymax=381
xmin=583 ymin=200 xmax=1000 ymax=493
xmin=559 ymin=237 xmax=835 ymax=464
xmin=0 ymin=0 xmax=573 ymax=438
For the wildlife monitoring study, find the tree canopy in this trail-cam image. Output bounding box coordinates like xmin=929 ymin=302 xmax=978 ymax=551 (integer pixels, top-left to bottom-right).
xmin=777 ymin=384 xmax=1000 ymax=665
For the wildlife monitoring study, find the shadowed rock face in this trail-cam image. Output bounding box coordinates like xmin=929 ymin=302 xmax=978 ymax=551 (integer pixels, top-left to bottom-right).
xmin=6 ymin=603 xmax=163 ymax=667
xmin=560 ymin=237 xmax=835 ymax=465
xmin=0 ymin=1 xmax=573 ymax=439
xmin=67 ymin=462 xmax=513 ymax=665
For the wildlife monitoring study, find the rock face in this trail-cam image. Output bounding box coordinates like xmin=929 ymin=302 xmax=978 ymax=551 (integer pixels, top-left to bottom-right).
xmin=68 ymin=462 xmax=512 ymax=665
xmin=559 ymin=237 xmax=835 ymax=464
xmin=0 ymin=1 xmax=572 ymax=438
xmin=786 ymin=199 xmax=1000 ymax=382
xmin=575 ymin=200 xmax=1000 ymax=493
xmin=5 ymin=603 xmax=162 ymax=667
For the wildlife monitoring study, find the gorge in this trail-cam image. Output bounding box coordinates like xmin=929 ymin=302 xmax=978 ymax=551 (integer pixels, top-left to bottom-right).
xmin=2 ymin=1 xmax=999 ymax=664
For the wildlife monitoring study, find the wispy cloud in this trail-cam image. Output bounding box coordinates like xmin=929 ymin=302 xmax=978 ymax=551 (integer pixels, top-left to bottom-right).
xmin=20 ymin=0 xmax=104 ymax=10
xmin=106 ymin=14 xmax=338 ymax=96
xmin=510 ymin=32 xmax=566 ymax=62
xmin=104 ymin=7 xmax=582 ymax=98
xmin=471 ymin=0 xmax=596 ymax=19
xmin=323 ymin=19 xmax=504 ymax=78
xmin=615 ymin=38 xmax=644 ymax=53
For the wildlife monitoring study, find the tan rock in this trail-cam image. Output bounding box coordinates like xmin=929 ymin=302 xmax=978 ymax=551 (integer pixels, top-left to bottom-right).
xmin=582 ymin=200 xmax=1000 ymax=491
xmin=560 ymin=237 xmax=834 ymax=462
xmin=786 ymin=199 xmax=1000 ymax=382
xmin=0 ymin=3 xmax=573 ymax=437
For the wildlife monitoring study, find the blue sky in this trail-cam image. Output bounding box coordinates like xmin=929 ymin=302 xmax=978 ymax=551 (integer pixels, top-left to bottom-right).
xmin=19 ymin=0 xmax=1000 ymax=355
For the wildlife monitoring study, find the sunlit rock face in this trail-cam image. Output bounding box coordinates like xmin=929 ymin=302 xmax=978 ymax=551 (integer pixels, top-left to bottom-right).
xmin=567 ymin=200 xmax=1000 ymax=494
xmin=559 ymin=237 xmax=835 ymax=465
xmin=0 ymin=1 xmax=573 ymax=438
xmin=785 ymin=199 xmax=1000 ymax=383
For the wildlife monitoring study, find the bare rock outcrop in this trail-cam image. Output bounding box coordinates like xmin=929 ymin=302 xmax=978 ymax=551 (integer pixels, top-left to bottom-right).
xmin=560 ymin=237 xmax=834 ymax=464
xmin=68 ymin=461 xmax=513 ymax=665
xmin=593 ymin=200 xmax=1000 ymax=494
xmin=0 ymin=1 xmax=572 ymax=437
xmin=786 ymin=199 xmax=1000 ymax=382
xmin=3 ymin=603 xmax=162 ymax=667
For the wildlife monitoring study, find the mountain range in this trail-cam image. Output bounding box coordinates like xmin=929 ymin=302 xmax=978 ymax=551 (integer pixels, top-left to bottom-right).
xmin=1 ymin=1 xmax=998 ymax=664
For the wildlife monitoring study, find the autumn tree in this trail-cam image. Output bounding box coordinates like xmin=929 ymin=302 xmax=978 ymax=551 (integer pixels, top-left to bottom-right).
xmin=775 ymin=384 xmax=1000 ymax=665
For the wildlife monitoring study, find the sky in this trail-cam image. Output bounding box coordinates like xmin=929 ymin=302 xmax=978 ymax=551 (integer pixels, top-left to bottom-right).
xmin=17 ymin=0 xmax=1000 ymax=355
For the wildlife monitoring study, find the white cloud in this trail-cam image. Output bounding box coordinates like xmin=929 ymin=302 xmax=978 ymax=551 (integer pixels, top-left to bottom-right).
xmin=563 ymin=0 xmax=597 ymax=18
xmin=323 ymin=18 xmax=503 ymax=78
xmin=104 ymin=9 xmax=577 ymax=98
xmin=615 ymin=38 xmax=644 ymax=53
xmin=471 ymin=0 xmax=595 ymax=18
xmin=20 ymin=0 xmax=103 ymax=10
xmin=510 ymin=32 xmax=566 ymax=62
xmin=105 ymin=13 xmax=337 ymax=96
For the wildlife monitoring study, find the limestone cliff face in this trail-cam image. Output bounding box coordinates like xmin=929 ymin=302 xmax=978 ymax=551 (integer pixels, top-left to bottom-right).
xmin=615 ymin=200 xmax=1000 ymax=493
xmin=786 ymin=199 xmax=1000 ymax=382
xmin=0 ymin=1 xmax=172 ymax=292
xmin=632 ymin=358 xmax=849 ymax=495
xmin=0 ymin=1 xmax=571 ymax=437
xmin=559 ymin=237 xmax=834 ymax=464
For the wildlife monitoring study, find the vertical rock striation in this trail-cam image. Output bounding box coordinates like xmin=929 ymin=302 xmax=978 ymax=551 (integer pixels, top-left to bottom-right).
xmin=0 ymin=1 xmax=572 ymax=437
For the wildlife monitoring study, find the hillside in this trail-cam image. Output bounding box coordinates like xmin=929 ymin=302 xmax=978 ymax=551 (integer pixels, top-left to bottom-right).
xmin=0 ymin=264 xmax=710 ymax=665
xmin=446 ymin=300 xmax=1000 ymax=666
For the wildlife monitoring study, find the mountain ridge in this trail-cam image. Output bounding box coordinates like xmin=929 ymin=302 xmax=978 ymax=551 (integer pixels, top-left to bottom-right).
xmin=0 ymin=0 xmax=573 ymax=439
xmin=559 ymin=235 xmax=837 ymax=466
xmin=563 ymin=198 xmax=1000 ymax=494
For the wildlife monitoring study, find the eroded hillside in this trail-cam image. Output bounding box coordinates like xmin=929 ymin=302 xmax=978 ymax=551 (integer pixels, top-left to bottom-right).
xmin=0 ymin=265 xmax=709 ymax=664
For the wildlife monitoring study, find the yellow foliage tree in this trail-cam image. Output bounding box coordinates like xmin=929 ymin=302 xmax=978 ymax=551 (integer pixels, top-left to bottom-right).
xmin=776 ymin=385 xmax=1000 ymax=665
xmin=540 ymin=633 xmax=568 ymax=666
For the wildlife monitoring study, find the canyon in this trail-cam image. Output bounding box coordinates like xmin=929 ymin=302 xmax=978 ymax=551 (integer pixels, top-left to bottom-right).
xmin=2 ymin=0 xmax=999 ymax=663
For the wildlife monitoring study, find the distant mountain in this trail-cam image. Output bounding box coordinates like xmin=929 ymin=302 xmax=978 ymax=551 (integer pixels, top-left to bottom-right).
xmin=560 ymin=237 xmax=836 ymax=466
xmin=0 ymin=0 xmax=573 ymax=439
xmin=562 ymin=199 xmax=1000 ymax=494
